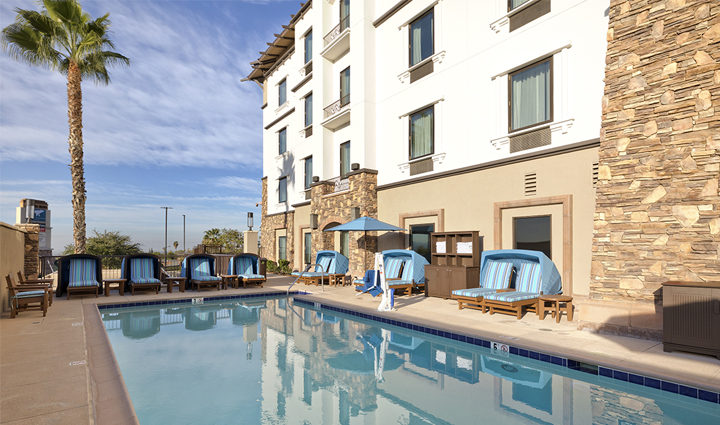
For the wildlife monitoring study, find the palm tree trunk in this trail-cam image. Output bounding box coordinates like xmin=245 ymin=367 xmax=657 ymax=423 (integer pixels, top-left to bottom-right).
xmin=67 ymin=62 xmax=86 ymax=254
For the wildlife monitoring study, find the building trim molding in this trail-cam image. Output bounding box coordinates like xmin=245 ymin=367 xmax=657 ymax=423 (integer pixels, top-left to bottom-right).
xmin=291 ymin=74 xmax=313 ymax=93
xmin=264 ymin=107 xmax=296 ymax=130
xmin=398 ymin=209 xmax=444 ymax=233
xmin=373 ymin=0 xmax=413 ymax=28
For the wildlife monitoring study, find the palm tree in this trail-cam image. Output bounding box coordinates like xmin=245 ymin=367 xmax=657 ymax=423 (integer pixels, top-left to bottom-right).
xmin=173 ymin=241 xmax=179 ymax=251
xmin=203 ymin=228 xmax=221 ymax=245
xmin=1 ymin=0 xmax=129 ymax=254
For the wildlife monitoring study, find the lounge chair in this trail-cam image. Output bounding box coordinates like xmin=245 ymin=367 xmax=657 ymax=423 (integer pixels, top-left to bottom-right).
xmin=480 ymin=250 xmax=562 ymax=319
xmin=181 ymin=254 xmax=222 ymax=291
xmin=122 ymin=254 xmax=162 ymax=295
xmin=451 ymin=256 xmax=516 ymax=311
xmin=17 ymin=271 xmax=53 ymax=307
xmin=6 ymin=274 xmax=49 ymax=318
xmin=295 ymin=250 xmax=349 ymax=286
xmin=228 ymin=253 xmax=266 ymax=288
xmin=382 ymin=249 xmax=430 ymax=295
xmin=57 ymin=254 xmax=103 ymax=299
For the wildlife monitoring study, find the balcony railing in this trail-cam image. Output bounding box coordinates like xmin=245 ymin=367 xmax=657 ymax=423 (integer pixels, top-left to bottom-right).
xmin=323 ymin=94 xmax=351 ymax=119
xmin=324 ymin=15 xmax=350 ymax=46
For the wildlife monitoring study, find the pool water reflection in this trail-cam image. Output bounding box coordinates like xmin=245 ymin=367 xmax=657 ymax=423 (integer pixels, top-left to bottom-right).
xmin=102 ymin=297 xmax=720 ymax=425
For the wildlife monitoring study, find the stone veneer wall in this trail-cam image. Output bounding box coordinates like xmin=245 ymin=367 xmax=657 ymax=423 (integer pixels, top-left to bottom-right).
xmin=588 ymin=0 xmax=719 ymax=336
xmin=260 ymin=177 xmax=296 ymax=268
xmin=310 ymin=170 xmax=378 ymax=278
xmin=14 ymin=223 xmax=40 ymax=277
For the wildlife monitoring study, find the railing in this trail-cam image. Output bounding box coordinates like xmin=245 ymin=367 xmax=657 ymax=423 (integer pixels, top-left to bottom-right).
xmin=323 ymin=15 xmax=350 ymax=46
xmin=323 ymin=94 xmax=351 ymax=119
xmin=39 ymin=253 xmax=194 ymax=280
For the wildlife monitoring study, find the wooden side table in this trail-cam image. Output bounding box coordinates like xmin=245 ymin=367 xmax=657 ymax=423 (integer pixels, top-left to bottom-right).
xmin=104 ymin=279 xmax=126 ymax=297
xmin=165 ymin=277 xmax=186 ymax=293
xmin=539 ymin=295 xmax=573 ymax=323
xmin=220 ymin=275 xmax=239 ymax=290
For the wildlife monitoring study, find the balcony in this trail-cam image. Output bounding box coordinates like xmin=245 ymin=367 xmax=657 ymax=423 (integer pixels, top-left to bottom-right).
xmin=321 ymin=16 xmax=350 ymax=63
xmin=321 ymin=95 xmax=351 ymax=131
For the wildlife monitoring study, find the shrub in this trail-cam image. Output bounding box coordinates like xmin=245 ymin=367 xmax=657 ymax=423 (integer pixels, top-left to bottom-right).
xmin=278 ymin=259 xmax=291 ymax=275
xmin=266 ymin=260 xmax=277 ymax=273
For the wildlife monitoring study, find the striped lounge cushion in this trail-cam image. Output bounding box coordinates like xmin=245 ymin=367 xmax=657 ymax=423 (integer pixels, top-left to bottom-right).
xmin=481 ymin=260 xmax=514 ymax=290
xmin=385 ymin=258 xmax=404 ymax=279
xmin=240 ymin=274 xmax=265 ymax=280
xmin=130 ymin=258 xmax=160 ymax=284
xmin=452 ymin=287 xmax=500 ymax=298
xmin=235 ymin=257 xmax=255 ymax=275
xmin=484 ymin=292 xmax=539 ymax=303
xmin=317 ymin=256 xmax=333 ymax=273
xmin=190 ymin=258 xmax=221 ymax=281
xmin=388 ymin=280 xmax=413 ymax=287
xmin=516 ymin=262 xmax=542 ymax=293
xmin=69 ymin=259 xmax=98 ymax=287
xmin=15 ymin=290 xmax=46 ymax=298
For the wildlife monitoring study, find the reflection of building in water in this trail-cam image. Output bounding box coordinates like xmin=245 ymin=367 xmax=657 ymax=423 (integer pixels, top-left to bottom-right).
xmin=232 ymin=302 xmax=264 ymax=360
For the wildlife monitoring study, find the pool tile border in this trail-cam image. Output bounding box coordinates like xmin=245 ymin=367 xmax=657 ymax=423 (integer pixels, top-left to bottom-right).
xmin=292 ymin=298 xmax=720 ymax=406
xmin=96 ymin=291 xmax=310 ymax=310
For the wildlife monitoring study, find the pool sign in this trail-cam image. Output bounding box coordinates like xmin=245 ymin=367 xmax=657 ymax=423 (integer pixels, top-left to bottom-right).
xmin=192 ymin=298 xmax=204 ymax=304
xmin=492 ymin=341 xmax=510 ymax=358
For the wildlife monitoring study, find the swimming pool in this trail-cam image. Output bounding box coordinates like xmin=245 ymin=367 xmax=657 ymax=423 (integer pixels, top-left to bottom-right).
xmin=101 ymin=295 xmax=720 ymax=424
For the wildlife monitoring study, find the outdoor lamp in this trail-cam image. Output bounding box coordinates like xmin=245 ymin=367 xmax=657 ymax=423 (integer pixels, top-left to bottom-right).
xmin=351 ymin=207 xmax=360 ymax=220
xmin=247 ymin=212 xmax=254 ymax=231
xmin=351 ymin=163 xmax=360 ymax=171
xmin=312 ymin=176 xmax=320 ymax=183
xmin=310 ymin=214 xmax=318 ymax=230
xmin=25 ymin=200 xmax=35 ymax=222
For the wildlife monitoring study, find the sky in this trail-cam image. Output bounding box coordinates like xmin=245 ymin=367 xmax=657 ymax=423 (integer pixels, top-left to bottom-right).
xmin=0 ymin=0 xmax=302 ymax=253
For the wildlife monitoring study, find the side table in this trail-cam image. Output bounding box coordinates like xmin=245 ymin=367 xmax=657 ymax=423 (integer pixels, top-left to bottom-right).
xmin=104 ymin=279 xmax=126 ymax=297
xmin=220 ymin=275 xmax=239 ymax=290
xmin=539 ymin=295 xmax=573 ymax=323
xmin=165 ymin=277 xmax=186 ymax=293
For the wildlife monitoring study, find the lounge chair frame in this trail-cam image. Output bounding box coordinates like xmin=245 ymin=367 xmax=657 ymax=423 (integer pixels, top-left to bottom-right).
xmin=483 ymin=296 xmax=540 ymax=319
xmin=58 ymin=254 xmax=102 ymax=299
xmin=228 ymin=253 xmax=266 ymax=288
xmin=453 ymin=288 xmax=515 ymax=312
xmin=123 ymin=253 xmax=162 ymax=295
xmin=184 ymin=254 xmax=221 ymax=292
xmin=6 ymin=274 xmax=48 ymax=318
xmin=17 ymin=271 xmax=53 ymax=307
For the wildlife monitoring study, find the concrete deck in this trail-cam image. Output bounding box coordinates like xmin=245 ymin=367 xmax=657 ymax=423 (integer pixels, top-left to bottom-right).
xmin=2 ymin=275 xmax=719 ymax=424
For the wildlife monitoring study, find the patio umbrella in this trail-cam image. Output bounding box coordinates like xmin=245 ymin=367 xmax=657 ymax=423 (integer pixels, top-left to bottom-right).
xmin=323 ymin=217 xmax=405 ymax=271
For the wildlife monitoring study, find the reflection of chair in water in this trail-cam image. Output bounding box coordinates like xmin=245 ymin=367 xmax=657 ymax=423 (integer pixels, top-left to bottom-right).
xmin=327 ymin=330 xmax=403 ymax=381
xmin=122 ymin=310 xmax=161 ymax=340
xmin=184 ymin=306 xmax=220 ymax=331
xmin=122 ymin=253 xmax=162 ymax=295
xmin=481 ymin=356 xmax=553 ymax=414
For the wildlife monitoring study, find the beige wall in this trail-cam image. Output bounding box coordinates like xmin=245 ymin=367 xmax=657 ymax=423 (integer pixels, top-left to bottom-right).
xmin=0 ymin=222 xmax=27 ymax=313
xmin=378 ymin=145 xmax=598 ymax=297
xmin=293 ymin=204 xmax=311 ymax=268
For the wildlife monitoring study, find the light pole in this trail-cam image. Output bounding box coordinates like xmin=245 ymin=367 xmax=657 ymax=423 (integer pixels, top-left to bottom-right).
xmin=161 ymin=207 xmax=173 ymax=266
xmin=182 ymin=214 xmax=186 ymax=253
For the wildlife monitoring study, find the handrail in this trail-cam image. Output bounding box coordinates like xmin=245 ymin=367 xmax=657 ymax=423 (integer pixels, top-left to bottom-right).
xmin=323 ymin=94 xmax=351 ymax=119
xmin=323 ymin=14 xmax=350 ymax=46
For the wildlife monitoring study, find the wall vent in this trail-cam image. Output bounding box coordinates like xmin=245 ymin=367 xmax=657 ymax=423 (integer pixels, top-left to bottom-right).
xmin=592 ymin=162 xmax=599 ymax=188
xmin=525 ymin=173 xmax=537 ymax=196
xmin=410 ymin=157 xmax=434 ymax=176
xmin=510 ymin=127 xmax=551 ymax=153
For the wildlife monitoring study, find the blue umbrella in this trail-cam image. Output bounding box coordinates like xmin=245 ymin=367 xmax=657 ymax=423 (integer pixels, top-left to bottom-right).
xmin=324 ymin=217 xmax=405 ymax=270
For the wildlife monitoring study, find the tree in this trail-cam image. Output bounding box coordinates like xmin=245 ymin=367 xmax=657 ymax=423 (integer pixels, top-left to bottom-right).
xmin=2 ymin=0 xmax=129 ymax=254
xmin=203 ymin=228 xmax=221 ymax=245
xmin=61 ymin=229 xmax=142 ymax=268
xmin=202 ymin=228 xmax=244 ymax=254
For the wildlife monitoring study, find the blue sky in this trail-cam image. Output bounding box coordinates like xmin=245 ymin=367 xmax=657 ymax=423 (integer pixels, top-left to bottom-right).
xmin=0 ymin=0 xmax=301 ymax=252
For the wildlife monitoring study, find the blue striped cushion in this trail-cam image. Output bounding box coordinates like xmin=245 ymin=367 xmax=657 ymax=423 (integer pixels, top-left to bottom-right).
xmin=388 ymin=280 xmax=413 ymax=286
xmin=291 ymin=271 xmax=301 ymax=276
xmin=452 ymin=287 xmax=500 ymax=298
xmin=132 ymin=278 xmax=161 ymax=284
xmin=236 ymin=257 xmax=254 ymax=275
xmin=239 ymin=274 xmax=265 ymax=279
xmin=317 ymin=256 xmax=332 ymax=273
xmin=385 ymin=258 xmax=404 ymax=279
xmin=484 ymin=292 xmax=539 ymax=302
xmin=130 ymin=258 xmax=155 ymax=282
xmin=69 ymin=259 xmax=98 ymax=287
xmin=481 ymin=260 xmax=513 ymax=290
xmin=400 ymin=260 xmax=414 ymax=282
xmin=190 ymin=258 xmax=218 ymax=280
xmin=516 ymin=262 xmax=542 ymax=293
xmin=15 ymin=290 xmax=46 ymax=298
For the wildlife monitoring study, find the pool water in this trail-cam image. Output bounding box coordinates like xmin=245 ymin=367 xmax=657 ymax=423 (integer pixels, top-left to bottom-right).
xmin=101 ymin=297 xmax=720 ymax=425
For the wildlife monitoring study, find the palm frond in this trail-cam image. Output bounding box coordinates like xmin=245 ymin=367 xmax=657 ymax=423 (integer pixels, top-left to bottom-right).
xmin=81 ymin=50 xmax=129 ymax=85
xmin=1 ymin=22 xmax=61 ymax=69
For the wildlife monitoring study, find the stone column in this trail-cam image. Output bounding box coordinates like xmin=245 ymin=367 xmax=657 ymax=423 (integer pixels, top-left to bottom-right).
xmin=14 ymin=223 xmax=40 ymax=278
xmin=244 ymin=231 xmax=258 ymax=254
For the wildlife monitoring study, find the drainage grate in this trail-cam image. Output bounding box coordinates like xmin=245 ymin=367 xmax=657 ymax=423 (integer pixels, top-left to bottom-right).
xmin=510 ymin=127 xmax=551 ymax=153
xmin=525 ymin=173 xmax=537 ymax=196
xmin=410 ymin=157 xmax=434 ymax=176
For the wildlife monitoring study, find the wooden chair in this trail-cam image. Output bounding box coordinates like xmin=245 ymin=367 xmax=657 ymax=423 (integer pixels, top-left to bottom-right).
xmin=123 ymin=254 xmax=162 ymax=295
xmin=183 ymin=254 xmax=222 ymax=291
xmin=17 ymin=271 xmax=53 ymax=307
xmin=6 ymin=274 xmax=48 ymax=318
xmin=57 ymin=254 xmax=102 ymax=299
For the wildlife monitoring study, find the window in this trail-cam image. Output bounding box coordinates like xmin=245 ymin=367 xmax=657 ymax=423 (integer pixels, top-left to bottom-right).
xmin=410 ymin=106 xmax=434 ymax=160
xmin=509 ymin=57 xmax=552 ymax=132
xmin=340 ymin=0 xmax=350 ymax=31
xmin=410 ymin=224 xmax=434 ymax=263
xmin=305 ymin=94 xmax=313 ymax=127
xmin=340 ymin=67 xmax=350 ymax=106
xmin=279 ymin=177 xmax=287 ymax=203
xmin=278 ymin=128 xmax=287 ymax=154
xmin=304 ymin=233 xmax=312 ymax=265
xmin=340 ymin=231 xmax=349 ymax=258
xmin=340 ymin=142 xmax=351 ymax=177
xmin=304 ymin=30 xmax=313 ymax=64
xmin=278 ymin=236 xmax=287 ymax=261
xmin=278 ymin=79 xmax=287 ymax=105
xmin=509 ymin=0 xmax=532 ymax=11
xmin=409 ymin=10 xmax=433 ymax=67
xmin=513 ymin=215 xmax=551 ymax=259
xmin=304 ymin=156 xmax=313 ymax=189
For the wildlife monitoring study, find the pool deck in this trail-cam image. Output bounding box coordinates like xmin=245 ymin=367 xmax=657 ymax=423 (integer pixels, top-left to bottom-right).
xmin=2 ymin=274 xmax=719 ymax=424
